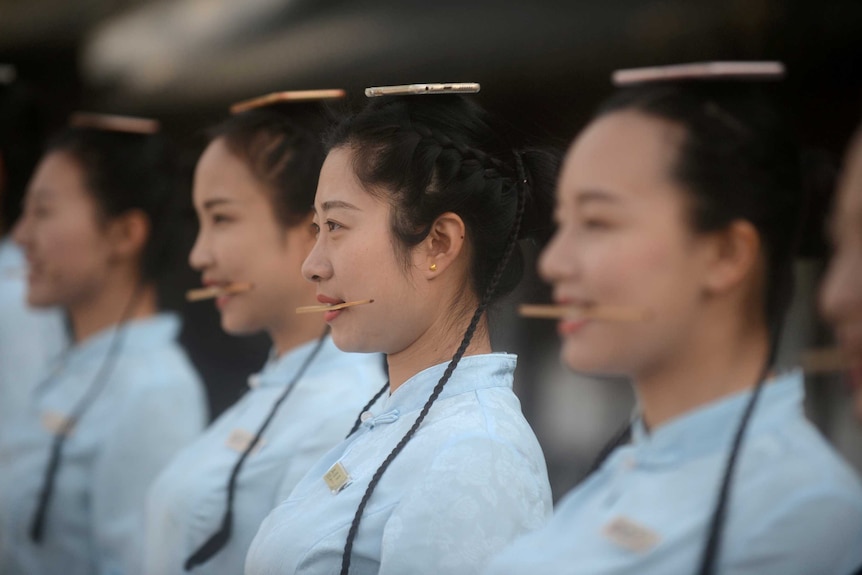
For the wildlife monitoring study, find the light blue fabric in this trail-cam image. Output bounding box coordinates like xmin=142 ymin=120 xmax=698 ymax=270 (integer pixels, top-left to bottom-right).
xmin=143 ymin=336 xmax=387 ymax=575
xmin=483 ymin=370 xmax=862 ymax=575
xmin=0 ymin=238 xmax=67 ymax=426
xmin=0 ymin=313 xmax=207 ymax=575
xmin=245 ymin=353 xmax=552 ymax=575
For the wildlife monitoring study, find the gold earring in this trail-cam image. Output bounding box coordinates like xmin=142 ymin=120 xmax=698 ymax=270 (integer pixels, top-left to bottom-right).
xmin=429 ymin=263 xmax=437 ymax=271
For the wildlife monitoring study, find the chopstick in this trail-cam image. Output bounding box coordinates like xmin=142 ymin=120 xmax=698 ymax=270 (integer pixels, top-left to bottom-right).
xmin=518 ymin=304 xmax=651 ymax=322
xmin=186 ymin=282 xmax=254 ymax=302
xmin=296 ymin=299 xmax=375 ymax=314
xmin=802 ymin=347 xmax=852 ymax=375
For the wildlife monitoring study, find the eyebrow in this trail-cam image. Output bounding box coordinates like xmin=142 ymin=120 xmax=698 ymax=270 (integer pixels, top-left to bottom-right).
xmin=201 ymin=198 xmax=235 ymax=210
xmin=319 ymin=200 xmax=361 ymax=213
xmin=575 ymin=189 xmax=620 ymax=206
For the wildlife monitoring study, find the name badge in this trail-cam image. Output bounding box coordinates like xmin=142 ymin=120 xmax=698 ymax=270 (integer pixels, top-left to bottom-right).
xmin=601 ymin=516 xmax=661 ymax=553
xmin=225 ymin=428 xmax=265 ymax=453
xmin=323 ymin=462 xmax=351 ymax=494
xmin=41 ymin=411 xmax=75 ymax=436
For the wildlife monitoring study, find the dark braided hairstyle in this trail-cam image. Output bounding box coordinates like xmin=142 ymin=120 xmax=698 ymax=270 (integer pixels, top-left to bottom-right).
xmin=325 ymin=95 xmax=559 ymax=574
xmin=586 ymin=80 xmax=805 ymax=575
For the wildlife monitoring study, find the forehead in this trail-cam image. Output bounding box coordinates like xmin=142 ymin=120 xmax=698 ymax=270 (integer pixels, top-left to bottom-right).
xmin=314 ymin=146 xmax=382 ymax=210
xmin=837 ymin=135 xmax=862 ymax=218
xmin=193 ymin=138 xmax=268 ymax=203
xmin=559 ymin=110 xmax=685 ymax=204
xmin=27 ymin=151 xmax=89 ymax=201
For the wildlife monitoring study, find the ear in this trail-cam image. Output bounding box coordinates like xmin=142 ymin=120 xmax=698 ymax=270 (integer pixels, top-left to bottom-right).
xmin=419 ymin=211 xmax=467 ymax=279
xmin=106 ymin=209 xmax=151 ymax=262
xmin=702 ymin=220 xmax=761 ymax=296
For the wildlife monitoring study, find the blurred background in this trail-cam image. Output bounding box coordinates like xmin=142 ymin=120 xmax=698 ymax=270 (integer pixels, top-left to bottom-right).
xmin=2 ymin=0 xmax=861 ymax=500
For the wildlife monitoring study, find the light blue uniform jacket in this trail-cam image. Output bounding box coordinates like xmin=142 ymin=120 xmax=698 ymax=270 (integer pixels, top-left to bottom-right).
xmin=0 ymin=314 xmax=207 ymax=575
xmin=483 ymin=370 xmax=862 ymax=575
xmin=0 ymin=238 xmax=67 ymax=426
xmin=144 ymin=336 xmax=387 ymax=575
xmin=245 ymin=353 xmax=552 ymax=575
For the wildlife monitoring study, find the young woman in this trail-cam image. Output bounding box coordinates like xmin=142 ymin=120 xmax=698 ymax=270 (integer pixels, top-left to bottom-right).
xmin=0 ymin=78 xmax=67 ymax=427
xmin=244 ymin=86 xmax=559 ymax=575
xmin=143 ymin=93 xmax=388 ymax=575
xmin=483 ymin=64 xmax=862 ymax=575
xmin=821 ymin=124 xmax=862 ymax=422
xmin=0 ymin=116 xmax=207 ymax=575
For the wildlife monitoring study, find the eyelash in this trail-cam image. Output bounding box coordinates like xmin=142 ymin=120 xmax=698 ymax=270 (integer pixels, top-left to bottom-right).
xmin=311 ymin=220 xmax=343 ymax=235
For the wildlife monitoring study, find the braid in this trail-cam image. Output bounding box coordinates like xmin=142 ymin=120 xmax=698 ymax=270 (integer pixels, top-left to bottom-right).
xmin=339 ymin=152 xmax=529 ymax=575
xmin=411 ymin=123 xmax=514 ymax=178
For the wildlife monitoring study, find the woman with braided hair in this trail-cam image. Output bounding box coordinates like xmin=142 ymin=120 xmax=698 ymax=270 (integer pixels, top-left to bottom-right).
xmin=244 ymin=85 xmax=559 ymax=575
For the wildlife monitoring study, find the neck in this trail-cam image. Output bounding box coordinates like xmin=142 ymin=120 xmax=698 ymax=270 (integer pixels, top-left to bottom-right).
xmin=69 ymin=279 xmax=158 ymax=343
xmin=269 ymin=292 xmax=328 ymax=358
xmin=634 ymin=318 xmax=770 ymax=430
xmin=386 ymin=308 xmax=491 ymax=394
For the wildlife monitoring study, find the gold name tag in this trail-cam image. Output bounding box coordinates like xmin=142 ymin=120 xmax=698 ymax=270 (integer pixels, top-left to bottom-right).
xmin=602 ymin=516 xmax=661 ymax=553
xmin=323 ymin=462 xmax=351 ymax=494
xmin=41 ymin=411 xmax=75 ymax=436
xmin=225 ymin=429 xmax=265 ymax=453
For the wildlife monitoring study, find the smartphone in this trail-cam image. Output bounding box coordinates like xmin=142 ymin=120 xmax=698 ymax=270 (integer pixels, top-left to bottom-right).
xmin=365 ymin=83 xmax=481 ymax=97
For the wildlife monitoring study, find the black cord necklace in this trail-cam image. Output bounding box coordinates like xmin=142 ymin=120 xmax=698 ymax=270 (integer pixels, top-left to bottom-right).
xmin=30 ymin=285 xmax=144 ymax=543
xmin=184 ymin=327 xmax=330 ymax=570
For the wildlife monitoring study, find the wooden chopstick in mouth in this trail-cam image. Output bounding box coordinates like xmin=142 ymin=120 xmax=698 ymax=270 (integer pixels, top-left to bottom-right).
xmin=518 ymin=304 xmax=651 ymax=322
xmin=801 ymin=347 xmax=854 ymax=375
xmin=186 ymin=282 xmax=254 ymax=302
xmin=296 ymin=299 xmax=375 ymax=314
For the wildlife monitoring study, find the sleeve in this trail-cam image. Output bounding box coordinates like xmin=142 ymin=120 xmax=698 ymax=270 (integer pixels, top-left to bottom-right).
xmin=90 ymin=377 xmax=207 ymax=575
xmin=378 ymin=437 xmax=552 ymax=575
xmin=729 ymin=487 xmax=862 ymax=575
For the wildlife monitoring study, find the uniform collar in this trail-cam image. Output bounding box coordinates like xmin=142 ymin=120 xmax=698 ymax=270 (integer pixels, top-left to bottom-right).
xmin=247 ymin=334 xmax=352 ymax=390
xmin=378 ymin=353 xmax=516 ymax=416
xmin=629 ymin=369 xmax=804 ymax=466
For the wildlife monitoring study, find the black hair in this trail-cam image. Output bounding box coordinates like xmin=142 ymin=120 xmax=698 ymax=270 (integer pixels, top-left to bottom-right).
xmin=0 ymin=80 xmax=44 ymax=231
xmin=327 ymin=95 xmax=559 ymax=302
xmin=587 ymin=80 xmax=805 ymax=575
xmin=328 ymin=94 xmax=560 ymax=574
xmin=44 ymin=127 xmax=180 ymax=283
xmin=207 ymin=101 xmax=340 ymax=229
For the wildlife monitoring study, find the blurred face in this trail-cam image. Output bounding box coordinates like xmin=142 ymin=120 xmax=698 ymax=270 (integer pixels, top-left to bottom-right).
xmin=189 ymin=138 xmax=315 ymax=335
xmin=539 ymin=110 xmax=719 ymax=376
xmin=13 ymin=151 xmax=115 ymax=308
xmin=821 ymin=134 xmax=862 ymax=417
xmin=302 ymin=146 xmax=436 ymax=354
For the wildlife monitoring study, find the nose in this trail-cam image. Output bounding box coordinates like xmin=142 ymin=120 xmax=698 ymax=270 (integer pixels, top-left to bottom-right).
xmin=538 ymin=226 xmax=574 ymax=285
xmin=11 ymin=209 xmax=32 ymax=248
xmin=820 ymin=253 xmax=862 ymax=325
xmin=188 ymin=224 xmax=213 ymax=272
xmin=301 ymin=236 xmax=333 ymax=283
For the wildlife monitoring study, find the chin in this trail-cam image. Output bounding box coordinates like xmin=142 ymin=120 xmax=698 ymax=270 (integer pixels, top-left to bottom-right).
xmin=560 ymin=342 xmax=623 ymax=376
xmin=329 ymin=328 xmax=377 ymax=354
xmin=26 ymin=287 xmax=60 ymax=309
xmin=220 ymin=313 xmax=264 ymax=337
